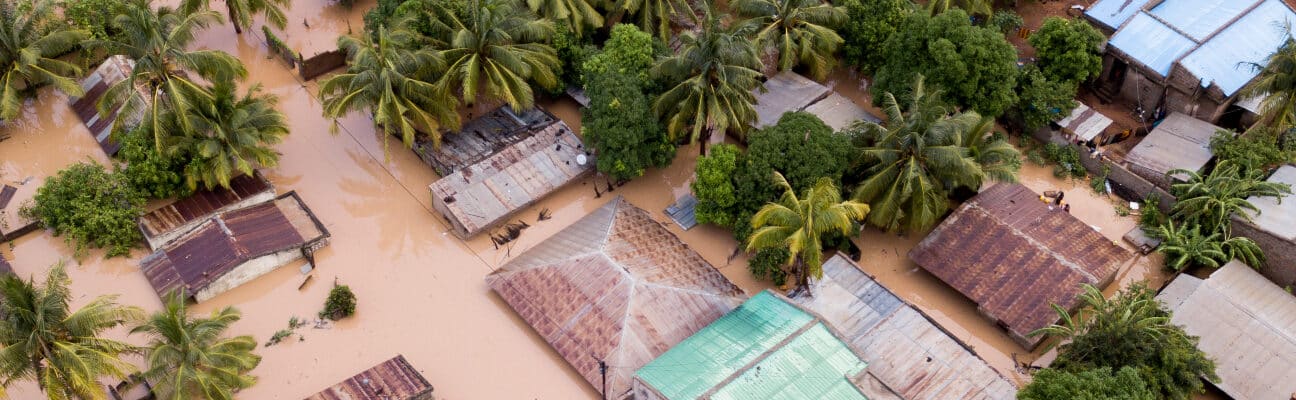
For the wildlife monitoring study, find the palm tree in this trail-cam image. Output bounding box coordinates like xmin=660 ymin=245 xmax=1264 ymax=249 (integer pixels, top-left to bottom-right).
xmin=0 ymin=263 xmax=143 ymax=399
xmin=526 ymin=0 xmax=603 ymax=36
xmin=0 ymin=0 xmax=89 ymax=120
xmin=180 ymin=0 xmax=291 ymax=34
xmin=927 ymin=0 xmax=993 ymax=17
xmin=1153 ymin=221 xmax=1264 ymax=271
xmin=1168 ymin=160 xmax=1292 ymax=233
xmin=850 ymin=76 xmax=1019 ymax=233
xmin=610 ymin=0 xmax=696 ymax=41
xmin=731 ymin=0 xmax=845 ymax=80
xmin=653 ymin=13 xmax=763 ymax=151
xmin=432 ymin=0 xmax=559 ymax=111
xmin=167 ymin=80 xmax=288 ymax=191
xmin=747 ymin=172 xmax=870 ymax=293
xmin=1238 ymin=35 xmax=1296 ymax=131
xmin=99 ymin=3 xmax=247 ymax=152
xmin=133 ymin=294 xmax=260 ymax=400
xmin=320 ymin=20 xmax=457 ymax=152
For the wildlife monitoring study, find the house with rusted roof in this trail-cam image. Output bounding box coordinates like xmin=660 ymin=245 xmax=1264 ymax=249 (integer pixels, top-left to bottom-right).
xmin=1157 ymin=260 xmax=1296 ymax=400
xmin=909 ymin=183 xmax=1131 ymax=349
xmin=69 ymin=55 xmax=143 ymax=156
xmin=138 ymin=171 xmax=275 ymax=250
xmin=139 ymin=192 xmax=329 ymax=302
xmin=485 ymin=197 xmax=746 ymax=398
xmin=428 ymin=106 xmax=591 ymax=238
xmin=304 ymin=355 xmax=434 ymax=400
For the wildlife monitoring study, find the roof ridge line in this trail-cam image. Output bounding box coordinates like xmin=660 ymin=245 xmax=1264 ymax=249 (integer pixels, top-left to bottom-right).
xmin=488 ymin=250 xmax=604 ymax=277
xmin=1204 ymin=266 xmax=1296 ymax=348
xmin=697 ymin=318 xmax=822 ymax=398
xmin=633 ymin=279 xmax=744 ymax=302
xmin=971 ymin=202 xmax=1101 ymax=283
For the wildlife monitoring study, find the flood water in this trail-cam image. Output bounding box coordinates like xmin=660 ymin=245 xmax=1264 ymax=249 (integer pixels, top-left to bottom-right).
xmin=0 ymin=2 xmax=1179 ymax=398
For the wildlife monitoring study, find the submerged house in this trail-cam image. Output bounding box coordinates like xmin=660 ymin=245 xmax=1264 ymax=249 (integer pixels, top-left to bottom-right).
xmin=633 ymin=290 xmax=870 ymax=400
xmin=909 ymin=183 xmax=1131 ymax=349
xmin=304 ymin=355 xmax=434 ymax=400
xmin=1085 ymin=0 xmax=1296 ymax=124
xmin=1156 ymin=260 xmax=1296 ymax=400
xmin=1233 ymin=165 xmax=1296 ymax=289
xmin=137 ymin=172 xmax=275 ymax=250
xmin=1123 ymin=112 xmax=1222 ymax=189
xmin=427 ymin=106 xmax=590 ymax=238
xmin=69 ymin=55 xmax=142 ymax=156
xmin=751 ymin=71 xmax=881 ymax=131
xmin=486 ymin=197 xmax=746 ymax=398
xmin=139 ymin=192 xmax=329 ymax=302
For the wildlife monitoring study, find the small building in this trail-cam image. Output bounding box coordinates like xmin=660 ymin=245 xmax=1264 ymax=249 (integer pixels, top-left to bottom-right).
xmin=633 ymin=290 xmax=870 ymax=400
xmin=1054 ymin=102 xmax=1114 ymax=144
xmin=752 ymin=71 xmax=831 ymax=129
xmin=304 ymin=355 xmax=434 ymax=400
xmin=0 ymin=183 xmax=39 ymax=243
xmin=139 ymin=192 xmax=329 ymax=302
xmin=428 ymin=107 xmax=589 ymax=239
xmin=1156 ymin=260 xmax=1296 ymax=400
xmin=485 ymin=197 xmax=746 ymax=398
xmin=1123 ymin=112 xmax=1221 ymax=189
xmin=802 ymin=92 xmax=883 ymax=132
xmin=1232 ymin=165 xmax=1296 ymax=289
xmin=69 ymin=55 xmax=142 ymax=156
xmin=791 ymin=254 xmax=1018 ymax=399
xmin=1085 ymin=0 xmax=1296 ymax=124
xmin=137 ymin=171 xmax=275 ymax=250
xmin=909 ymin=183 xmax=1131 ymax=349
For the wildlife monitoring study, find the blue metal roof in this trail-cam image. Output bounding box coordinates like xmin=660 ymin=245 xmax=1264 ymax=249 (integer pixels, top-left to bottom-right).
xmin=1109 ymin=12 xmax=1197 ymax=75
xmin=1147 ymin=0 xmax=1251 ymax=41
xmin=1179 ymin=0 xmax=1296 ymax=96
xmin=1086 ymin=0 xmax=1152 ymax=30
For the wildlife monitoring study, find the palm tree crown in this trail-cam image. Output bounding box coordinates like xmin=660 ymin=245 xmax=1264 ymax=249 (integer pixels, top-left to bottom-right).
xmin=732 ymin=0 xmax=845 ymax=80
xmin=0 ymin=0 xmax=88 ymax=120
xmin=747 ymin=172 xmax=869 ymax=292
xmin=180 ymin=0 xmax=292 ymax=34
xmin=169 ymin=80 xmax=289 ymax=190
xmin=432 ymin=0 xmax=559 ymax=111
xmin=1168 ymin=160 xmax=1292 ymax=233
xmin=132 ymin=294 xmax=261 ymax=400
xmin=0 ymin=263 xmax=143 ymax=400
xmin=611 ymin=0 xmax=697 ymax=41
xmin=652 ymin=13 xmax=763 ymax=146
xmin=526 ymin=0 xmax=603 ymax=36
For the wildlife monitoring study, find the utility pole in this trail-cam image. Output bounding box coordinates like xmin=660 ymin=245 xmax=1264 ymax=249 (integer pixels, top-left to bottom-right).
xmin=599 ymin=360 xmax=608 ymax=400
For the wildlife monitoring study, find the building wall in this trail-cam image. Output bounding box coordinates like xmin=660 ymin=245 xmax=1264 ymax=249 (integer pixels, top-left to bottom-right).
xmin=196 ymin=248 xmax=304 ymax=302
xmin=429 ymin=193 xmax=471 ymax=239
xmin=144 ymin=189 xmax=277 ymax=250
xmin=1231 ymin=218 xmax=1296 ymax=290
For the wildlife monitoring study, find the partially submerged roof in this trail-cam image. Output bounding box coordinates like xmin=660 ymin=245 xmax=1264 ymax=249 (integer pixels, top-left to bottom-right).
xmin=752 ymin=72 xmax=831 ymax=129
xmin=909 ymin=183 xmax=1130 ymax=349
xmin=1055 ymin=102 xmax=1113 ymax=142
xmin=304 ymin=355 xmax=434 ymax=400
xmin=428 ymin=118 xmax=589 ymax=238
xmin=1241 ymin=165 xmax=1296 ymax=240
xmin=138 ymin=172 xmax=274 ymax=249
xmin=68 ymin=55 xmax=139 ymax=156
xmin=635 ymin=291 xmax=869 ymax=400
xmin=792 ymin=255 xmax=1018 ymax=400
xmin=802 ymin=92 xmax=882 ymax=132
xmin=485 ymin=197 xmax=745 ymax=398
xmin=1156 ymin=260 xmax=1296 ymax=400
xmin=413 ymin=106 xmax=559 ymax=176
xmin=140 ymin=192 xmax=328 ymax=300
xmin=1125 ymin=112 xmax=1220 ymax=183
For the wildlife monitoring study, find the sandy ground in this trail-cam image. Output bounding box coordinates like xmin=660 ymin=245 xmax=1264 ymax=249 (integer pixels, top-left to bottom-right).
xmin=0 ymin=1 xmax=1190 ymax=398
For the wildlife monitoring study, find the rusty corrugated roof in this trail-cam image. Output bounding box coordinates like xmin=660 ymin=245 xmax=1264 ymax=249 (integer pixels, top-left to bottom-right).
xmin=304 ymin=355 xmax=433 ymax=400
xmin=413 ymin=106 xmax=559 ymax=176
xmin=485 ymin=197 xmax=746 ymax=398
xmin=139 ymin=172 xmax=274 ymax=244
xmin=69 ymin=55 xmax=139 ymax=156
xmin=909 ymin=184 xmax=1130 ymax=349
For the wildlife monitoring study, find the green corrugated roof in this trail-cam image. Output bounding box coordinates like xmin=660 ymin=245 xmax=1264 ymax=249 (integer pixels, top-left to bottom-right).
xmin=635 ymin=291 xmax=868 ymax=399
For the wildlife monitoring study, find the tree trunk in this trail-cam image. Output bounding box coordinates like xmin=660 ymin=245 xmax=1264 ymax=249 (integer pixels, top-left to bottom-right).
xmin=795 ymin=260 xmax=812 ymax=297
xmin=227 ymin=5 xmax=243 ymax=34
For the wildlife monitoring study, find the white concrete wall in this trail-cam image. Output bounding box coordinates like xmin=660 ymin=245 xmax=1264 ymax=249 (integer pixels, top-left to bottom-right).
xmin=195 ymin=248 xmax=302 ymax=302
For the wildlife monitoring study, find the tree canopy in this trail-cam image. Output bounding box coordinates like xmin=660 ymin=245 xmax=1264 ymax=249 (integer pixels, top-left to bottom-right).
xmin=20 ymin=163 xmax=146 ymax=258
xmin=0 ymin=0 xmax=88 ymax=120
xmin=581 ymin=24 xmax=658 ymax=85
xmin=746 ymin=173 xmax=868 ymax=292
xmin=732 ymin=0 xmax=846 ymax=80
xmin=838 ymin=0 xmax=911 ymax=75
xmin=582 ymin=71 xmax=675 ymax=182
xmin=1011 ymin=65 xmax=1078 ymax=130
xmin=1018 ymin=367 xmax=1156 ymax=400
xmin=653 ymin=13 xmax=763 ymax=146
xmin=1029 ymin=17 xmax=1104 ymax=85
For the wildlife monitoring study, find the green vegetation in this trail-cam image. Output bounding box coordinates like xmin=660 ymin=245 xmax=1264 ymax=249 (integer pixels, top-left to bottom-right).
xmin=525 ymin=0 xmax=602 ymax=36
xmin=1238 ymin=34 xmax=1296 ymax=130
xmin=1168 ymin=161 xmax=1290 ymax=234
xmin=0 ymin=263 xmax=143 ymax=399
xmin=62 ymin=0 xmax=130 ymax=42
xmin=990 ymin=10 xmax=1024 ymax=35
xmin=117 ymin=125 xmax=190 ymax=199
xmin=1029 ymin=17 xmax=1105 ymax=85
xmin=1031 ymin=284 xmax=1217 ymax=400
xmin=748 ymin=248 xmax=791 ymax=286
xmin=181 ymin=0 xmax=290 ymax=34
xmin=746 ymin=172 xmax=869 ymax=291
xmin=582 ymin=71 xmax=674 ymax=182
xmin=1042 ymin=142 xmax=1085 ymax=179
xmin=1011 ymin=65 xmax=1078 ymax=131
xmin=1018 ymin=367 xmax=1156 ymax=400
xmin=610 ymin=0 xmax=696 ymax=41
xmin=321 ymin=284 xmax=358 ymax=320
xmin=926 ymin=0 xmax=992 ymax=17
xmin=654 ymin=13 xmax=763 ymax=146
xmin=693 ymin=144 xmax=742 ymax=228
xmin=731 ymin=0 xmax=846 ymax=80
xmin=21 ymin=163 xmax=146 ymax=258
xmin=1210 ymin=128 xmax=1295 ymax=173
xmin=133 ymin=295 xmax=261 ymax=400
xmin=0 ymin=0 xmax=88 ymax=120
xmin=1154 ymin=221 xmax=1263 ymax=271
xmin=432 ymin=0 xmax=559 ymax=110
xmin=170 ymin=81 xmax=289 ymax=191
xmin=581 ymin=24 xmax=658 ymax=85
xmin=839 ymin=0 xmax=911 ymax=74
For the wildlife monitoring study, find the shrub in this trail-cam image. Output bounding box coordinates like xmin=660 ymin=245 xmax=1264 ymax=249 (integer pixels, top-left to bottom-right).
xmin=1043 ymin=143 xmax=1085 ymax=179
xmin=1210 ymin=128 xmax=1295 ymax=174
xmin=62 ymin=0 xmax=130 ymax=42
xmin=990 ymin=10 xmax=1024 ymax=35
xmin=582 ymin=71 xmax=674 ymax=182
xmin=1137 ymin=193 xmax=1164 ymax=229
xmin=839 ymin=0 xmax=912 ymax=74
xmin=1029 ymin=17 xmax=1105 ymax=85
xmin=21 ymin=163 xmax=145 ymax=257
xmin=320 ymin=284 xmax=357 ymax=320
xmin=748 ymin=248 xmax=790 ymax=286
xmin=1019 ymin=367 xmax=1156 ymax=400
xmin=1090 ymin=164 xmax=1110 ymax=194
xmin=116 ymin=126 xmax=189 ymax=200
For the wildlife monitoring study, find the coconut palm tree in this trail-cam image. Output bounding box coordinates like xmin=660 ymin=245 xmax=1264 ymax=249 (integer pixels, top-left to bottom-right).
xmin=432 ymin=0 xmax=559 ymax=111
xmin=1238 ymin=35 xmax=1296 ymax=131
xmin=1168 ymin=160 xmax=1292 ymax=233
xmin=167 ymin=80 xmax=288 ymax=191
xmin=927 ymin=0 xmax=992 ymax=17
xmin=133 ymin=293 xmax=260 ymax=400
xmin=0 ymin=0 xmax=89 ymax=120
xmin=731 ymin=0 xmax=845 ymax=80
xmin=653 ymin=13 xmax=763 ymax=151
xmin=850 ymin=76 xmax=1018 ymax=233
xmin=747 ymin=172 xmax=870 ymax=293
xmin=959 ymin=115 xmax=1021 ymax=184
xmin=180 ymin=0 xmax=291 ymax=34
xmin=321 ymin=19 xmax=457 ymax=152
xmin=1153 ymin=221 xmax=1263 ymax=271
xmin=526 ymin=0 xmax=603 ymax=36
xmin=99 ymin=3 xmax=247 ymax=152
xmin=0 ymin=263 xmax=143 ymax=400
xmin=610 ymin=0 xmax=696 ymax=41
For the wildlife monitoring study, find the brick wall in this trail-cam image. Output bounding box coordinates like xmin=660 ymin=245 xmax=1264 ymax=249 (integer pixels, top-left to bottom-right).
xmin=1231 ymin=218 xmax=1296 ymax=290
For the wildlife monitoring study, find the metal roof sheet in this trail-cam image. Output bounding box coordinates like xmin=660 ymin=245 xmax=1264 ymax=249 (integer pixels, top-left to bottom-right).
xmin=1085 ymin=0 xmax=1152 ymax=30
xmin=1148 ymin=0 xmax=1250 ymax=41
xmin=753 ymin=72 xmax=831 ymax=129
xmin=1056 ymin=102 xmax=1114 ymax=141
xmin=1242 ymin=165 xmax=1296 ymax=240
xmin=1108 ymin=12 xmax=1197 ymax=76
xmin=304 ymin=355 xmax=433 ymax=400
xmin=1179 ymin=0 xmax=1296 ymax=96
xmin=1124 ymin=112 xmax=1220 ymax=179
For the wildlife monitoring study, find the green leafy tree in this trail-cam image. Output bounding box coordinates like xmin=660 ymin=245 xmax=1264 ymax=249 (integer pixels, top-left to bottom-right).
xmin=525 ymin=0 xmax=602 ymax=36
xmin=748 ymin=247 xmax=791 ymax=286
xmin=321 ymin=285 xmax=357 ymax=320
xmin=732 ymin=0 xmax=846 ymax=80
xmin=181 ymin=0 xmax=290 ymax=34
xmin=926 ymin=0 xmax=992 ymax=17
xmin=432 ymin=0 xmax=559 ymax=110
xmin=582 ymin=71 xmax=674 ymax=182
xmin=873 ymin=9 xmax=1018 ymax=117
xmin=610 ymin=0 xmax=696 ymax=41
xmin=1153 ymin=221 xmax=1264 ymax=271
xmin=734 ymin=112 xmax=853 ymax=212
xmin=1169 ymin=160 xmax=1292 ymax=233
xmin=20 ymin=163 xmax=146 ymax=257
xmin=552 ymin=22 xmax=594 ymax=89
xmin=839 ymin=0 xmax=911 ymax=74
xmin=0 ymin=263 xmax=143 ymax=399
xmin=1011 ymin=65 xmax=1079 ymax=130
xmin=0 ymin=0 xmax=88 ymax=120
xmin=747 ymin=172 xmax=869 ymax=292
xmin=693 ymin=144 xmax=741 ymax=227
xmin=851 ymin=77 xmax=1018 ymax=233
xmin=960 ymin=116 xmax=1021 ymax=182
xmin=1033 ymin=284 xmax=1218 ymax=400
xmin=320 ymin=19 xmax=457 ymax=151
xmin=62 ymin=0 xmax=132 ymax=42
xmin=1238 ymin=35 xmax=1296 ymax=130
xmin=133 ymin=294 xmax=261 ymax=400
xmin=117 ymin=125 xmax=190 ymax=199
xmin=1029 ymin=17 xmax=1104 ymax=85
xmin=582 ymin=24 xmax=657 ymax=85
xmin=1019 ymin=367 xmax=1156 ymax=400
xmin=990 ymin=9 xmax=1023 ymax=35
xmin=168 ymin=80 xmax=289 ymax=190
xmin=653 ymin=13 xmax=763 ymax=149
xmin=1210 ymin=128 xmax=1295 ymax=172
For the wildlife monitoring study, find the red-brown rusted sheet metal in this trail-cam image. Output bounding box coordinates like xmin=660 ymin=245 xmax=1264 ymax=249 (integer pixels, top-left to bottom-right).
xmin=304 ymin=355 xmax=433 ymax=400
xmin=139 ymin=172 xmax=273 ymax=240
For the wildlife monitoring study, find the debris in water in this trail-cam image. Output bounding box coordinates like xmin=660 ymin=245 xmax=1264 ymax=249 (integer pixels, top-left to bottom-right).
xmin=538 ymin=208 xmax=552 ymax=221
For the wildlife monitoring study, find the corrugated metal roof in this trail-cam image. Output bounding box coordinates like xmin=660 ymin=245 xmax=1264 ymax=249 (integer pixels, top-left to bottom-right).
xmin=1242 ymin=165 xmax=1296 ymax=240
xmin=802 ymin=93 xmax=882 ymax=132
xmin=1156 ymin=260 xmax=1296 ymax=400
xmin=138 ymin=171 xmax=273 ymax=247
xmin=412 ymin=106 xmax=560 ymax=176
xmin=1085 ymin=0 xmax=1152 ymax=30
xmin=1108 ymin=12 xmax=1197 ymax=76
xmin=909 ymin=184 xmax=1130 ymax=349
xmin=753 ymin=72 xmax=831 ymax=129
xmin=1179 ymin=0 xmax=1296 ymax=96
xmin=1124 ymin=112 xmax=1220 ymax=180
xmin=68 ymin=55 xmax=139 ymax=156
xmin=304 ymin=355 xmax=433 ymax=400
xmin=1147 ymin=0 xmax=1250 ymax=41
xmin=636 ymin=291 xmax=868 ymax=400
xmin=1056 ymin=102 xmax=1114 ymax=142
xmin=485 ymin=198 xmax=745 ymax=398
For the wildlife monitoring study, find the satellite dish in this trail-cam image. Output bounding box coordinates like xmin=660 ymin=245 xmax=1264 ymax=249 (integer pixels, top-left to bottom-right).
xmin=576 ymin=154 xmax=588 ymax=165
